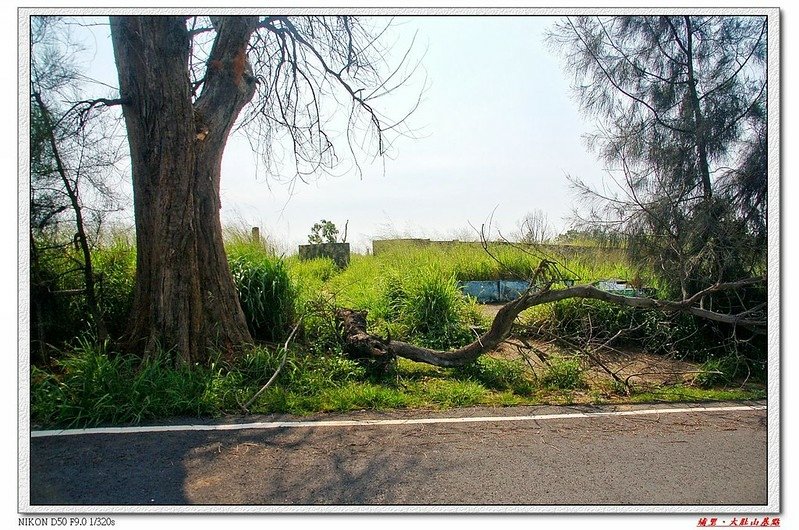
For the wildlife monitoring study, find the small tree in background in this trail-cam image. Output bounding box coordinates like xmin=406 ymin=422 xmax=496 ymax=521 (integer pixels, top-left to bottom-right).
xmin=514 ymin=209 xmax=552 ymax=244
xmin=308 ymin=219 xmax=340 ymax=244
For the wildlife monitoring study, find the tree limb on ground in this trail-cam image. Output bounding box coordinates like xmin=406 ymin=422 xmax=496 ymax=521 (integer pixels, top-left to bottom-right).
xmin=336 ymin=276 xmax=766 ymax=368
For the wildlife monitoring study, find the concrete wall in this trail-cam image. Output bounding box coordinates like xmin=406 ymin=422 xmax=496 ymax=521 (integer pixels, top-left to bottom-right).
xmin=371 ymin=238 xmax=625 ymax=262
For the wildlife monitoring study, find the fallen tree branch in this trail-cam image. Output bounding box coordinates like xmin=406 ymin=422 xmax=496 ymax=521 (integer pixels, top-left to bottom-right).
xmin=336 ymin=277 xmax=766 ymax=368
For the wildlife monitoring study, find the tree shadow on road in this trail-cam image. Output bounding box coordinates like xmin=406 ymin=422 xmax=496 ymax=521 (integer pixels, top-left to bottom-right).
xmin=30 ymin=423 xmax=438 ymax=506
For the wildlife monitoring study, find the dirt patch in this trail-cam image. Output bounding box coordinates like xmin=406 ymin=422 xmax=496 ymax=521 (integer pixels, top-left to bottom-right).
xmin=477 ymin=303 xmax=506 ymax=320
xmin=595 ymin=348 xmax=702 ymax=386
xmin=474 ymin=301 xmax=703 ymax=391
xmin=489 ymin=338 xmax=703 ymax=390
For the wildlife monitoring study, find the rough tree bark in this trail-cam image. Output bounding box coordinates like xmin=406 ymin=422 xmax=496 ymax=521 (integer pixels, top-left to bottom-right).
xmin=669 ymin=16 xmax=713 ymax=201
xmin=338 ymin=277 xmax=766 ymax=368
xmin=111 ymin=16 xmax=259 ymax=362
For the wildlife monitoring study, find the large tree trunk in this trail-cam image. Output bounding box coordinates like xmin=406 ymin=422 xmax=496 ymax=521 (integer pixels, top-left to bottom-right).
xmin=111 ymin=16 xmax=259 ymax=362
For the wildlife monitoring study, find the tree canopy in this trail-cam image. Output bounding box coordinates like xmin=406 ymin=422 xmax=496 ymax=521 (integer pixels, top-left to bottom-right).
xmin=549 ymin=15 xmax=767 ymax=299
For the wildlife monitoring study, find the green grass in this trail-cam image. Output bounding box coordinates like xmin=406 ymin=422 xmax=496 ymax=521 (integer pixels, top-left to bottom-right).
xmin=540 ymin=355 xmax=587 ymax=390
xmin=31 ymin=340 xmax=228 ymax=427
xmin=92 ymin=236 xmax=136 ymax=339
xmin=453 ymin=356 xmax=536 ymax=395
xmin=30 ymin=232 xmax=767 ymax=428
xmin=30 ymin=339 xmax=767 ymax=428
xmin=627 ymin=385 xmax=766 ymax=404
xmin=33 ymin=231 xmax=641 ymax=353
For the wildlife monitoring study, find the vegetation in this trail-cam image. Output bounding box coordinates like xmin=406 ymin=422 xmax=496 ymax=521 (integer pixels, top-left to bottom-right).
xmin=226 ymin=236 xmax=296 ymax=343
xmin=30 ymin=234 xmax=766 ymax=429
xmin=550 ymin=15 xmax=767 ymax=332
xmin=308 ymin=219 xmax=343 ymax=244
xmin=540 ymin=355 xmax=586 ymax=390
xmin=30 ymin=17 xmax=126 ymax=352
xmin=28 ymin=15 xmax=768 ymax=429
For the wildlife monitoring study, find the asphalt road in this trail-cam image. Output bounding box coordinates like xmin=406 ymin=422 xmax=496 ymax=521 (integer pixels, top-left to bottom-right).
xmin=27 ymin=401 xmax=769 ymax=507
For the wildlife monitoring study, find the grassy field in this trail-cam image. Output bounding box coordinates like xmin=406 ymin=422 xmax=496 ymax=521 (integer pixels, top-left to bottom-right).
xmin=29 ymin=234 xmax=767 ymax=428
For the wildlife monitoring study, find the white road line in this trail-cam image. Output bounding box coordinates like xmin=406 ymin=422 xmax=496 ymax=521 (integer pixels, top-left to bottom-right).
xmin=30 ymin=404 xmax=766 ymax=438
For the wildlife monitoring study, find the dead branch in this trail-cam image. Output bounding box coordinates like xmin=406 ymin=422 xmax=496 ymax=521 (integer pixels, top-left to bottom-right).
xmin=239 ymin=317 xmax=303 ymax=413
xmin=336 ymin=276 xmax=766 ymax=368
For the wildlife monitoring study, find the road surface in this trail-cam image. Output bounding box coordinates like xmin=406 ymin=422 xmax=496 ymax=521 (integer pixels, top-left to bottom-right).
xmin=27 ymin=401 xmax=769 ymax=507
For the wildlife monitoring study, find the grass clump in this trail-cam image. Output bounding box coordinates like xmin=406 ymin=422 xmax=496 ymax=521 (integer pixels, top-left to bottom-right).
xmin=420 ymin=379 xmax=487 ymax=408
xmin=540 ymin=355 xmax=586 ymax=390
xmin=692 ymin=355 xmax=754 ymax=389
xmin=454 ymin=357 xmax=535 ymax=395
xmin=393 ymin=266 xmax=476 ymax=349
xmin=30 ymin=340 xmax=229 ymax=428
xmin=227 ymin=244 xmax=296 ymax=342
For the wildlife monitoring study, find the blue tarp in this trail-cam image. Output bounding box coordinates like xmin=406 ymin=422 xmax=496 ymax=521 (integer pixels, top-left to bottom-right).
xmin=458 ymin=280 xmax=532 ymax=303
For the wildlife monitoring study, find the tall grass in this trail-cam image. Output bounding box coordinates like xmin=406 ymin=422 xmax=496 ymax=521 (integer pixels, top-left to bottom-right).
xmin=363 ymin=241 xmax=636 ymax=284
xmin=31 ymin=340 xmax=226 ymax=427
xmin=31 ymin=229 xmax=765 ymax=424
xmin=92 ymin=235 xmax=136 ymax=339
xmin=287 ymin=241 xmax=641 ymax=351
xmin=313 ymin=255 xmax=481 ymax=349
xmin=32 ymin=228 xmax=642 ymax=356
xmin=386 ymin=265 xmax=477 ymax=349
xmin=227 ymin=247 xmax=295 ymax=342
xmin=30 ymin=339 xmax=371 ymax=428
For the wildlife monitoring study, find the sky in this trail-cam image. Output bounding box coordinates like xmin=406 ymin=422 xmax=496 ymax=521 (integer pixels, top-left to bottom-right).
xmin=69 ymin=15 xmax=607 ymax=253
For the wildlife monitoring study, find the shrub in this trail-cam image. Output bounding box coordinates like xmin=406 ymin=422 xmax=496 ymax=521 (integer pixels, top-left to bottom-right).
xmin=454 ymin=357 xmax=535 ymax=395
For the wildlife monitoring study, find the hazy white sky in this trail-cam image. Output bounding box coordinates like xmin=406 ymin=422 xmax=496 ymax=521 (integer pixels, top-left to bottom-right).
xmin=73 ymin=15 xmax=606 ymax=252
